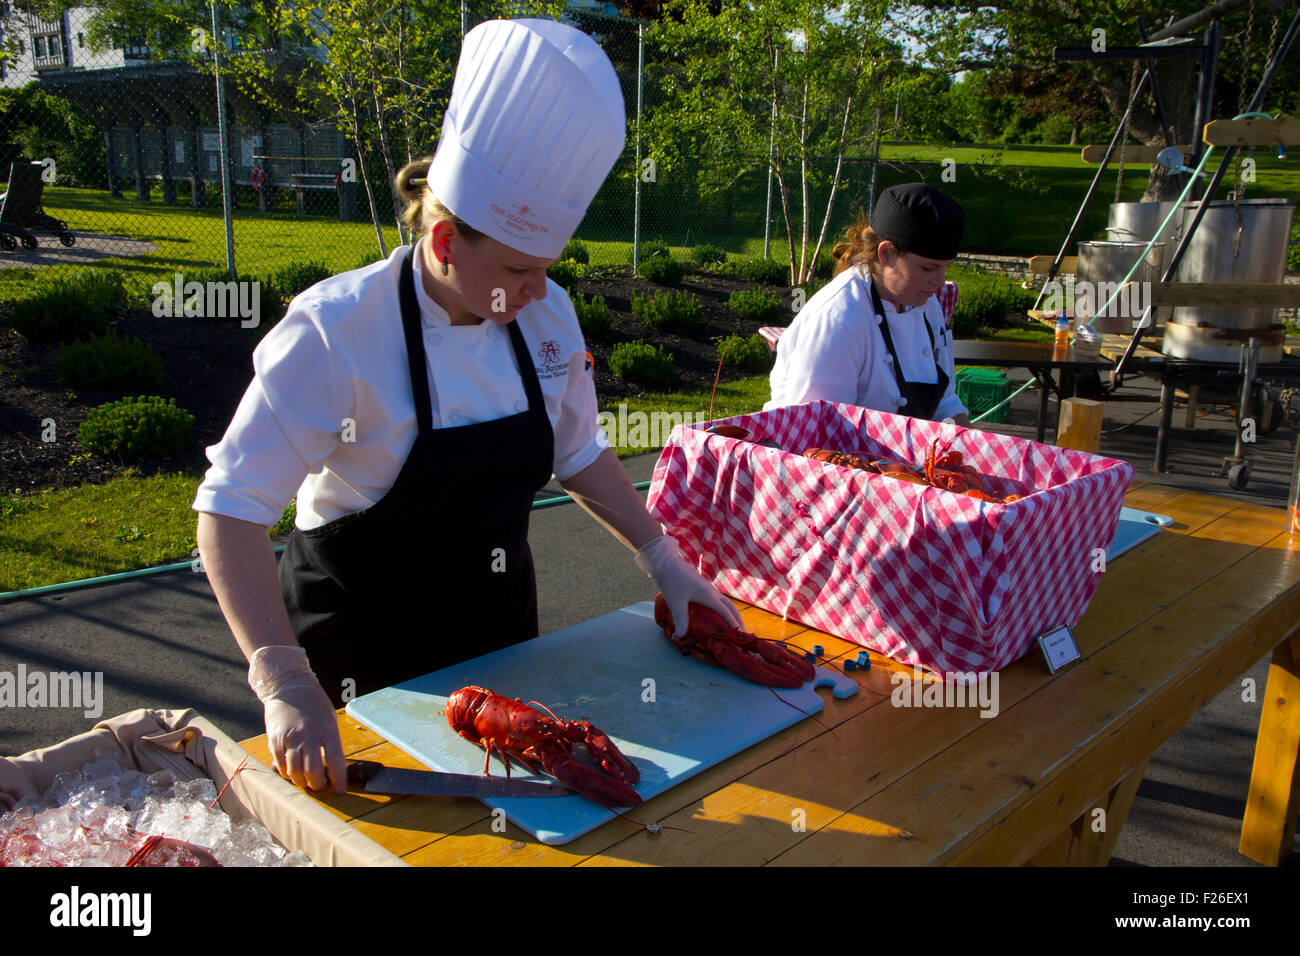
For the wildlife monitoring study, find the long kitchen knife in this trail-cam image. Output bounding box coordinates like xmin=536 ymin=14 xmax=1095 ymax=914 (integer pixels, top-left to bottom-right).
xmin=346 ymin=759 xmax=574 ymax=798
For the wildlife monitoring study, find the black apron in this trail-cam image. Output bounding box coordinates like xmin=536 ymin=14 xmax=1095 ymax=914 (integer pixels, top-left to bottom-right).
xmin=278 ymin=247 xmax=556 ymax=706
xmin=870 ymin=280 xmax=949 ymax=421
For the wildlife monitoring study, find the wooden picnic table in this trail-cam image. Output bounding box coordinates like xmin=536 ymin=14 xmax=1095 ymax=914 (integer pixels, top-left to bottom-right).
xmin=240 ymin=484 xmax=1300 ymax=866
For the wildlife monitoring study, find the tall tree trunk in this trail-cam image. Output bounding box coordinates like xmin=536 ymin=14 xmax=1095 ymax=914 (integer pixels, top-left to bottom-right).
xmin=343 ymin=91 xmax=387 ymax=257
xmin=797 ymin=76 xmax=809 ymax=286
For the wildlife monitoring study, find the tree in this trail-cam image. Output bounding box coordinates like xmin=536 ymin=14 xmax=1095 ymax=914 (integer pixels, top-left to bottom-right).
xmin=645 ymin=0 xmax=902 ymax=284
xmin=909 ymin=0 xmax=1300 ymax=200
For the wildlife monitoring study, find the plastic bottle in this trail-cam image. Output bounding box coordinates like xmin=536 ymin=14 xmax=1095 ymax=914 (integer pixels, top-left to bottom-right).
xmin=1054 ymin=315 xmax=1070 ymax=354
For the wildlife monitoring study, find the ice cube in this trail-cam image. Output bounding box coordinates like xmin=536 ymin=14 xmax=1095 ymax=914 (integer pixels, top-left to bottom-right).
xmin=279 ymin=850 xmax=313 ymax=867
xmin=147 ymin=769 xmax=177 ymax=794
xmin=36 ymin=806 xmax=81 ymax=848
xmin=175 ymin=778 xmax=218 ymax=804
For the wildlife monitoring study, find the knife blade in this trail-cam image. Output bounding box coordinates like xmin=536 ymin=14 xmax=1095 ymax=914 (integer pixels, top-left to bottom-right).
xmin=346 ymin=759 xmax=574 ymax=798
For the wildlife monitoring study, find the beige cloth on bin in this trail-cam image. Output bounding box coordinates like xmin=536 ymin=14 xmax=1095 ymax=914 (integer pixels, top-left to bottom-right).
xmin=0 ymin=709 xmax=405 ymax=867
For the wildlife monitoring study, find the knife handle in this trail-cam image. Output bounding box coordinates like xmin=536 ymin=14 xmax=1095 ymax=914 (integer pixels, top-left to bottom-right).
xmin=346 ymin=759 xmax=382 ymax=788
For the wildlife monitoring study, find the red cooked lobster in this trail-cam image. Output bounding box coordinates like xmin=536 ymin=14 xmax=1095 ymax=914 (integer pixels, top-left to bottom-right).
xmin=653 ymin=594 xmax=816 ymax=689
xmin=802 ymin=440 xmax=1023 ymax=503
xmin=445 ymin=686 xmax=642 ymax=807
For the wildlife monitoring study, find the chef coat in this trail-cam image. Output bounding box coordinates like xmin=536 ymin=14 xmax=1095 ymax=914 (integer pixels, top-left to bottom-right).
xmin=764 ymin=266 xmax=967 ymax=421
xmin=192 ymin=239 xmax=608 ymax=529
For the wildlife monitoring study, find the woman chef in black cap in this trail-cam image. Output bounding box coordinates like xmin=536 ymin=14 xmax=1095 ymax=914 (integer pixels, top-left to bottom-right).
xmin=193 ymin=19 xmax=743 ymax=795
xmin=766 ymin=183 xmax=969 ymax=424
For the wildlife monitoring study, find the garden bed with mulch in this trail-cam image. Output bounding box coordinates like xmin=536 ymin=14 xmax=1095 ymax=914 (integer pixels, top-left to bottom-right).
xmin=0 ymin=264 xmax=788 ymax=495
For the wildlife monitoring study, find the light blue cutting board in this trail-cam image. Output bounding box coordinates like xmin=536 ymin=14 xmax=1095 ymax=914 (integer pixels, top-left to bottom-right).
xmin=1107 ymin=507 xmax=1173 ymax=560
xmin=345 ymin=602 xmax=857 ymax=846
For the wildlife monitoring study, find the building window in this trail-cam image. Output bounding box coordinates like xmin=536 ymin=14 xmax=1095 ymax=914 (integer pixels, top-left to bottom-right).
xmin=78 ymin=32 xmax=83 ymax=48
xmin=34 ymin=35 xmax=44 ymax=57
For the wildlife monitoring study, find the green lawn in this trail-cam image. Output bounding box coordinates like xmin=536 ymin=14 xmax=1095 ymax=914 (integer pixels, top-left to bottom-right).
xmin=3 ymin=139 xmax=1297 ymax=593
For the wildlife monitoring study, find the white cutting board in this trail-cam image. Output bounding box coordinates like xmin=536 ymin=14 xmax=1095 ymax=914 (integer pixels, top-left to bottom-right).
xmin=1107 ymin=507 xmax=1173 ymax=560
xmin=345 ymin=601 xmax=857 ymax=846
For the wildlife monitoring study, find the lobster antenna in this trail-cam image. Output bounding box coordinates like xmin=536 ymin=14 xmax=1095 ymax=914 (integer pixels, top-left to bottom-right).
xmin=527 ymin=699 xmax=562 ymax=722
xmin=708 ymin=339 xmax=732 ymax=421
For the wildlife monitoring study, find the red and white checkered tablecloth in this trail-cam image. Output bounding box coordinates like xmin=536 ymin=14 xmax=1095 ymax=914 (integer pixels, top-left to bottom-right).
xmin=646 ymin=401 xmax=1134 ymax=676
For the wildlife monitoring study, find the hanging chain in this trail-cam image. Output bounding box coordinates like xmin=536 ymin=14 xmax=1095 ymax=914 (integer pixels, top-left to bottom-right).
xmin=1115 ymin=60 xmax=1139 ymax=202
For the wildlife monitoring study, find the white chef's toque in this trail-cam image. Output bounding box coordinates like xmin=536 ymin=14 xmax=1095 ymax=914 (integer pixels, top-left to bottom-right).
xmin=427 ymin=18 xmax=626 ymax=259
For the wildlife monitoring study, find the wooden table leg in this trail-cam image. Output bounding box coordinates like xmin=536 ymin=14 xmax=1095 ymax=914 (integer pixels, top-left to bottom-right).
xmin=1025 ymin=758 xmax=1149 ymax=866
xmin=1239 ymin=628 xmax=1300 ymax=866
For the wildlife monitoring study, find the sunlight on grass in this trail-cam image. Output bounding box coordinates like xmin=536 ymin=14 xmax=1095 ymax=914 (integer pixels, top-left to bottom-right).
xmin=0 ymin=472 xmax=205 ymax=592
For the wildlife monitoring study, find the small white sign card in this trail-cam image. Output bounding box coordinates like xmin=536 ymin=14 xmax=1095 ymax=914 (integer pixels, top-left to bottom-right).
xmin=1037 ymin=625 xmax=1081 ymax=674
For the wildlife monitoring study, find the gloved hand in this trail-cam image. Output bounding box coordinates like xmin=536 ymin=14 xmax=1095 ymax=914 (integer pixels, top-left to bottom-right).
xmin=248 ymin=645 xmax=346 ymax=794
xmin=634 ymin=534 xmax=744 ymax=637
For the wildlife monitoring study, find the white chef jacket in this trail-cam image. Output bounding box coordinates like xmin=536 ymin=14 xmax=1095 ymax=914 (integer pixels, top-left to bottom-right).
xmin=764 ymin=266 xmax=967 ymax=421
xmin=192 ymin=239 xmax=608 ymax=530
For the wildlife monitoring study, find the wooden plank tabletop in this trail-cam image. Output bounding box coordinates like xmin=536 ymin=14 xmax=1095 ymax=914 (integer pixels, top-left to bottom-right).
xmin=241 ymin=484 xmax=1300 ymax=866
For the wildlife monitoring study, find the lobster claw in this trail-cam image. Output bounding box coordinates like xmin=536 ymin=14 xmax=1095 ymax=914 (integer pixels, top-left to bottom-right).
xmin=560 ymin=719 xmax=641 ymax=786
xmin=653 ymin=593 xmax=816 ymax=689
xmin=537 ymin=735 xmax=643 ymax=806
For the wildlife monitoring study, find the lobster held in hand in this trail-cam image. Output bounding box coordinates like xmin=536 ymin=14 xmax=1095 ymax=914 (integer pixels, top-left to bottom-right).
xmin=445 ymin=686 xmax=643 ymax=807
xmin=653 ymin=593 xmax=816 ymax=688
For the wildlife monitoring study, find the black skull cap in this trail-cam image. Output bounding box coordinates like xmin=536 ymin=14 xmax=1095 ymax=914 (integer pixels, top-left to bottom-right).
xmin=871 ymin=183 xmax=965 ymax=260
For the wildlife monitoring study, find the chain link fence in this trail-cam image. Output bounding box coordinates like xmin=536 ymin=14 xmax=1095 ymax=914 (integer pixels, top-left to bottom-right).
xmin=0 ymin=1 xmax=950 ymax=297
xmin=0 ymin=1 xmax=1103 ymax=303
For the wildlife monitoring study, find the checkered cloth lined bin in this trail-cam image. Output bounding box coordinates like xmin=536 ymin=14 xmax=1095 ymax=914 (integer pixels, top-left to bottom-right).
xmin=646 ymin=401 xmax=1133 ymax=675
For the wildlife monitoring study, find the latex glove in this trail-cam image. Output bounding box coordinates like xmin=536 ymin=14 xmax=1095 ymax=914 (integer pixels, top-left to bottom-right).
xmin=634 ymin=534 xmax=744 ymax=637
xmin=248 ymin=645 xmax=346 ymax=794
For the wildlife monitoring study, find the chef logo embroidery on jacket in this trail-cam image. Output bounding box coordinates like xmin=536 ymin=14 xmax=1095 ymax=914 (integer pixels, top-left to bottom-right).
xmin=536 ymin=339 xmax=569 ymax=380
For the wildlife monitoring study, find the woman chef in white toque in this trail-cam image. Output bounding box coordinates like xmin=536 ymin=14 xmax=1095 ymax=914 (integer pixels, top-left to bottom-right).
xmin=766 ymin=183 xmax=970 ymax=425
xmin=193 ymin=19 xmax=743 ymax=794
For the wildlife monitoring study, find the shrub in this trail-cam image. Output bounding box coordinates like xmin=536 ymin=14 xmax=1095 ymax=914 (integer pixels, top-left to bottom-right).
xmin=56 ymin=330 xmax=163 ymax=391
xmin=77 ymin=395 xmax=196 ymax=463
xmin=637 ymin=255 xmax=685 ymax=286
xmin=690 ymin=243 xmax=727 ymax=265
xmin=814 ymin=247 xmax=837 ymax=278
xmin=708 ymin=258 xmax=745 ymax=279
xmin=629 ymin=239 xmax=671 ymax=263
xmin=741 ymin=257 xmax=790 ymax=285
xmin=547 ymin=258 xmax=588 ymax=290
xmin=633 ymin=290 xmax=701 ymax=329
xmin=4 ymin=271 xmax=130 ymax=344
xmin=728 ymin=289 xmax=784 ymax=323
xmin=561 ymin=239 xmax=590 ymax=264
xmin=570 ymin=291 xmax=610 ymax=336
xmin=716 ymin=333 xmax=773 ymax=372
xmin=608 ymin=340 xmax=676 ymax=388
xmin=269 ymin=261 xmax=332 ymax=298
xmin=950 ymin=277 xmax=1035 ymax=337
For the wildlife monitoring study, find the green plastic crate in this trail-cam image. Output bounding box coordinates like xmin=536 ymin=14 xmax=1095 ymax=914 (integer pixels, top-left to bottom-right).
xmin=956 ymin=368 xmax=1012 ymax=424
